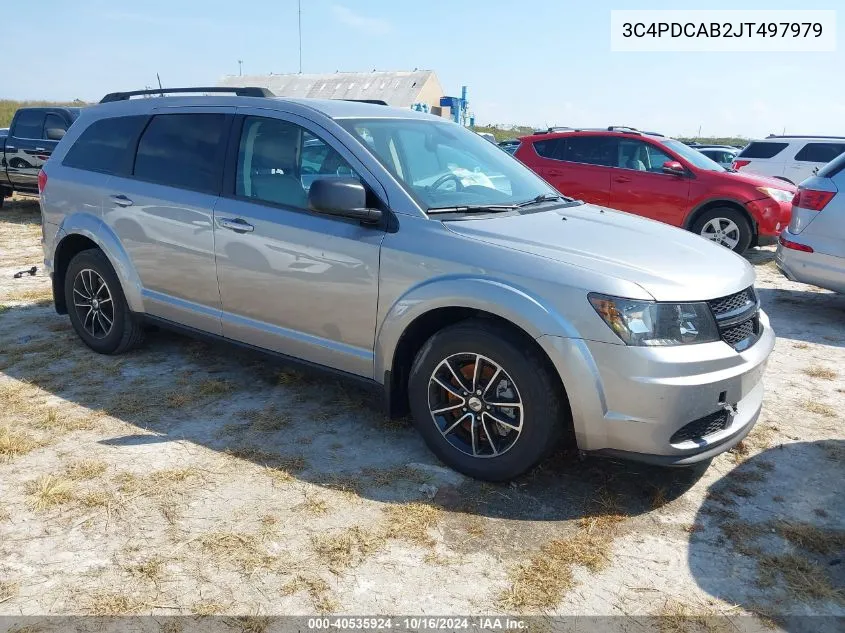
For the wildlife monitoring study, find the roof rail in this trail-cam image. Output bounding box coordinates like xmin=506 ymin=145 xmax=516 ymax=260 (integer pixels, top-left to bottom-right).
xmin=532 ymin=126 xmax=573 ymax=135
xmin=766 ymin=134 xmax=845 ymax=140
xmin=607 ymin=126 xmax=643 ymax=135
xmin=340 ymin=99 xmax=388 ymax=105
xmin=99 ymin=86 xmax=275 ymax=103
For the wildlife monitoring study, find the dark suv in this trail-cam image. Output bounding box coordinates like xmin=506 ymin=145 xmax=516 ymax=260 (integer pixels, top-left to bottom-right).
xmin=515 ymin=127 xmax=795 ymax=253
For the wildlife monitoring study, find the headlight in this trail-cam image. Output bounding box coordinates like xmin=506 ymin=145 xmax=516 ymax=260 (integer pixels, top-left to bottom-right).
xmin=756 ymin=186 xmax=793 ymax=203
xmin=588 ymin=294 xmax=720 ymax=346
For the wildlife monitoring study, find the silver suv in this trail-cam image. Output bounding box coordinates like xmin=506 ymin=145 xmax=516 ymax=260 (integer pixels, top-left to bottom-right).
xmin=38 ymin=87 xmax=775 ymax=481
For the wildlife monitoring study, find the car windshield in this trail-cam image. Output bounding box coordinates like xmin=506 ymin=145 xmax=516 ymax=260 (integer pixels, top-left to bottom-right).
xmin=338 ymin=118 xmax=559 ymax=211
xmin=663 ymin=139 xmax=726 ymax=171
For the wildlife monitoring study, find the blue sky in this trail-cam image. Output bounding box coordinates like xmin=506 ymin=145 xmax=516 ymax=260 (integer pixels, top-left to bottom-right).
xmin=2 ymin=1 xmax=842 ymax=137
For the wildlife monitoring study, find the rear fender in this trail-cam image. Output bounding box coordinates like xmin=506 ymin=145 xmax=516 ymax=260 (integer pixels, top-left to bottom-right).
xmin=56 ymin=212 xmax=144 ymax=312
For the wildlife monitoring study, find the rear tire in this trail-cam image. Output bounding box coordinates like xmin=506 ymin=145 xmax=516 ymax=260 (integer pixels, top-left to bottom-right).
xmin=408 ymin=319 xmax=567 ymax=481
xmin=691 ymin=207 xmax=752 ymax=253
xmin=65 ymin=249 xmax=144 ymax=355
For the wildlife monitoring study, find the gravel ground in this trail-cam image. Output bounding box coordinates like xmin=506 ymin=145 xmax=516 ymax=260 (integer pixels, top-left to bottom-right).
xmin=0 ymin=196 xmax=842 ymax=631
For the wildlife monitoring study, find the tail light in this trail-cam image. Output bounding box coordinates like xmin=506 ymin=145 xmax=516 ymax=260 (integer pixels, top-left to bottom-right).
xmin=792 ymin=188 xmax=835 ymax=211
xmin=779 ymin=235 xmax=813 ymax=253
xmin=37 ymin=169 xmax=47 ymax=193
xmin=732 ymin=160 xmax=751 ymax=170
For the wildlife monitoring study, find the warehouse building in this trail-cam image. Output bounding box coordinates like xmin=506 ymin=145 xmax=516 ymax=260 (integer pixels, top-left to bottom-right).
xmin=218 ymin=70 xmax=446 ymax=111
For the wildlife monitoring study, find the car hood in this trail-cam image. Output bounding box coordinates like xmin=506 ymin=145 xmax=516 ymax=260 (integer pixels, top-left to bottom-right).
xmin=442 ymin=204 xmax=756 ymax=302
xmin=721 ymin=169 xmax=797 ymax=191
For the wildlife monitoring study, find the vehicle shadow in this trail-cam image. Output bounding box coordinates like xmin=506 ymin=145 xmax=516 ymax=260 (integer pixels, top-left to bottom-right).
xmin=0 ymin=302 xmax=705 ymax=530
xmin=689 ymin=440 xmax=844 ymax=632
xmin=756 ymin=287 xmax=845 ymax=348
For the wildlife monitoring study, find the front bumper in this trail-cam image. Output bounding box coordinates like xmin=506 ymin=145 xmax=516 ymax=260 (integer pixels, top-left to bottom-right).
xmin=537 ymin=310 xmax=774 ymax=465
xmin=776 ymin=232 xmax=845 ymax=294
xmin=747 ymin=198 xmax=792 ymax=237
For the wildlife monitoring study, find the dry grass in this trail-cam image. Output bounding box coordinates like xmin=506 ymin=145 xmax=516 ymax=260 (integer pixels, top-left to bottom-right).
xmin=191 ymin=600 xmax=227 ymax=615
xmin=126 ymin=557 xmax=165 ymax=581
xmin=758 ymin=554 xmax=844 ymax=603
xmin=312 ymin=526 xmax=385 ymax=572
xmin=197 ymin=532 xmax=279 ymax=574
xmin=296 ymin=497 xmax=329 ymax=515
xmin=242 ymin=404 xmax=292 ymax=431
xmin=0 ymin=580 xmax=19 ymax=601
xmin=64 ymin=459 xmax=107 ymax=481
xmin=25 ymin=474 xmax=74 ymax=510
xmin=86 ymin=591 xmax=146 ymax=615
xmin=501 ymin=506 xmax=626 ymax=610
xmin=803 ymin=365 xmax=838 ymax=380
xmin=773 ymin=521 xmax=845 ymax=555
xmin=197 ymin=378 xmax=233 ymax=396
xmin=281 ymin=574 xmax=338 ymax=613
xmin=34 ymin=408 xmax=97 ymax=433
xmin=803 ymin=400 xmax=837 ymax=418
xmin=656 ymin=598 xmax=730 ymax=633
xmin=0 ymin=426 xmax=41 ymax=462
xmin=792 ymin=342 xmax=810 ymax=350
xmin=383 ymin=502 xmax=442 ymax=546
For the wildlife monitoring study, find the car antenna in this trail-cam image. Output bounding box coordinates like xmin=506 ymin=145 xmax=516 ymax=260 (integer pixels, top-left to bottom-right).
xmin=157 ymin=73 xmax=164 ymax=97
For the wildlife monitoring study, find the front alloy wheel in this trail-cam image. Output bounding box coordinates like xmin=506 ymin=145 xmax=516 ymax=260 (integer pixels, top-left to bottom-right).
xmin=700 ymin=217 xmax=741 ymax=250
xmin=428 ymin=353 xmax=523 ymax=458
xmin=408 ymin=320 xmax=567 ymax=481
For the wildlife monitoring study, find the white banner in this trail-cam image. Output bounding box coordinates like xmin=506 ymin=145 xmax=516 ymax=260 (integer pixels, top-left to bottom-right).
xmin=611 ymin=10 xmax=836 ymax=52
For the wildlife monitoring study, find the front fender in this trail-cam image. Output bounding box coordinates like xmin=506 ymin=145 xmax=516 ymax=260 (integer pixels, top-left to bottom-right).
xmin=57 ymin=213 xmax=144 ymax=312
xmin=374 ymin=275 xmax=579 ymax=382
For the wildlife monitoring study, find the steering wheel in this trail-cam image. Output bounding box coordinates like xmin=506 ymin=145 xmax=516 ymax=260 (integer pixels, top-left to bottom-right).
xmin=429 ymin=173 xmax=463 ymax=191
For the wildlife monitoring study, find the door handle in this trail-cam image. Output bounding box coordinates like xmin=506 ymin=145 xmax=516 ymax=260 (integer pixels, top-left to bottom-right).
xmin=613 ymin=176 xmax=632 ymax=183
xmin=110 ymin=194 xmax=133 ymax=207
xmin=5 ymin=146 xmax=15 ymax=150
xmin=548 ymin=170 xmax=565 ymax=176
xmin=34 ymin=147 xmax=46 ymax=152
xmin=218 ymin=218 xmax=255 ymax=233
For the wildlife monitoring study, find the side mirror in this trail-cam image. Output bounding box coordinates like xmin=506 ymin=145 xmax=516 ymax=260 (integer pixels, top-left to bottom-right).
xmin=45 ymin=128 xmax=66 ymax=141
xmin=662 ymin=160 xmax=685 ymax=176
xmin=308 ymin=177 xmax=383 ymax=224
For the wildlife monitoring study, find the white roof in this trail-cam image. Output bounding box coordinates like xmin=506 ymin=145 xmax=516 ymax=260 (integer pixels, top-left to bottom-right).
xmin=219 ymin=70 xmax=438 ymax=107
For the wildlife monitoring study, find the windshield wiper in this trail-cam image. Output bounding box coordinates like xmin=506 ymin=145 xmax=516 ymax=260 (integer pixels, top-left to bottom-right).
xmin=515 ymin=193 xmax=574 ymax=207
xmin=427 ymin=204 xmax=517 ymax=215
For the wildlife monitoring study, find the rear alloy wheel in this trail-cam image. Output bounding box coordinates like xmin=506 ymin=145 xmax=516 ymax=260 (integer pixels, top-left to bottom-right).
xmin=65 ymin=249 xmax=144 ymax=354
xmin=408 ymin=320 xmax=567 ymax=481
xmin=692 ymin=207 xmax=752 ymax=253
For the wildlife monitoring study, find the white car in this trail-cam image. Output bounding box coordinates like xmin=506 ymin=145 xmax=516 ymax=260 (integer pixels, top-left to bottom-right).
xmin=732 ymin=135 xmax=845 ymax=185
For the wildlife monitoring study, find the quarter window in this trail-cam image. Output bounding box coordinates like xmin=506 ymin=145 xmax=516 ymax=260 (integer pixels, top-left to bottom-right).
xmin=793 ymin=142 xmax=845 ymax=163
xmin=736 ymin=142 xmax=788 ymax=159
xmin=533 ymin=139 xmax=564 ymax=159
xmin=63 ymin=116 xmax=147 ymax=175
xmin=133 ymin=114 xmax=228 ymax=194
xmin=235 ymin=116 xmax=359 ymax=208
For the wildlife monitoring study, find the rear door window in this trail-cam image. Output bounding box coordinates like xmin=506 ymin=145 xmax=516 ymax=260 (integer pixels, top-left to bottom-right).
xmin=133 ymin=114 xmax=228 ymax=194
xmin=63 ymin=115 xmax=148 ymax=175
xmin=562 ymin=136 xmax=617 ymax=167
xmin=793 ymin=142 xmax=845 ymax=163
xmin=12 ymin=110 xmax=45 ymax=139
xmin=736 ymin=142 xmax=788 ymax=159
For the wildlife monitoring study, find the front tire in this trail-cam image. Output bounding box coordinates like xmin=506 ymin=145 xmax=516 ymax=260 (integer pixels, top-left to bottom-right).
xmin=64 ymin=249 xmax=144 ymax=354
xmin=408 ymin=319 xmax=567 ymax=481
xmin=691 ymin=207 xmax=752 ymax=253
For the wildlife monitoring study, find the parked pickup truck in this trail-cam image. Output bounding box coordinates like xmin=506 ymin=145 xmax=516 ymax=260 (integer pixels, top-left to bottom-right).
xmin=1 ymin=107 xmax=80 ymax=206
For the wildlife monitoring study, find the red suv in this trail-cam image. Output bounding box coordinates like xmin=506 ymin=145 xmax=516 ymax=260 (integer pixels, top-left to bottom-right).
xmin=514 ymin=127 xmax=795 ymax=253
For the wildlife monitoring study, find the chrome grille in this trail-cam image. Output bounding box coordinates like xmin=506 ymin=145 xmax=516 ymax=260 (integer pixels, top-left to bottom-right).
xmin=670 ymin=410 xmax=732 ymax=444
xmin=708 ymin=287 xmax=761 ymax=351
xmin=709 ymin=288 xmax=755 ymax=317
